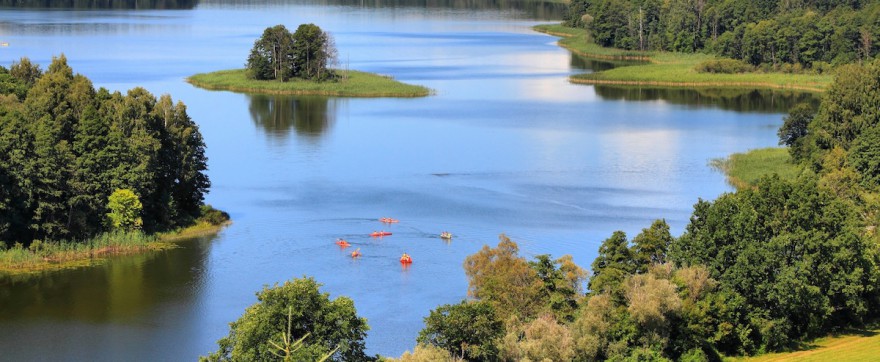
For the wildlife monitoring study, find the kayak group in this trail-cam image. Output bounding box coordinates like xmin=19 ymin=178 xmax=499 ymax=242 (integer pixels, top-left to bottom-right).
xmin=335 ymin=217 xmax=456 ymax=265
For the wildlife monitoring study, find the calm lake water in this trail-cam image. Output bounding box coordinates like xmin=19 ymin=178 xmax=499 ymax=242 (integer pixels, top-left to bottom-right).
xmin=0 ymin=1 xmax=815 ymax=360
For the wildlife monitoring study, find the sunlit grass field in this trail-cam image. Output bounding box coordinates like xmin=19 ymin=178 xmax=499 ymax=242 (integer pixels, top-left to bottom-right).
xmin=710 ymin=147 xmax=802 ymax=189
xmin=188 ymin=69 xmax=431 ymax=97
xmin=726 ymin=329 xmax=880 ymax=362
xmin=534 ymin=24 xmax=832 ymax=92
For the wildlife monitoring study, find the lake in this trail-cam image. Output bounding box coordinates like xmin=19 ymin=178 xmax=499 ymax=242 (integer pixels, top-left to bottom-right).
xmin=0 ymin=1 xmax=814 ymax=360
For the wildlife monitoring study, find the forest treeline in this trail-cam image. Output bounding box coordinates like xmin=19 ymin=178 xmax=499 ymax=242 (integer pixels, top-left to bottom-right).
xmin=0 ymin=0 xmax=198 ymax=9
xmin=0 ymin=55 xmax=211 ymax=247
xmin=564 ymin=0 xmax=880 ymax=69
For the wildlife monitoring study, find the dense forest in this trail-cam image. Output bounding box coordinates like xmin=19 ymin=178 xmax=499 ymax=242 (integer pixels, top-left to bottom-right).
xmin=0 ymin=55 xmax=210 ymax=247
xmin=564 ymin=0 xmax=880 ymax=68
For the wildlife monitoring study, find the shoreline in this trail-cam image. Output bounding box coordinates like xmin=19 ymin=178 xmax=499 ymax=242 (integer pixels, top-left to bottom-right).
xmin=187 ymin=69 xmax=432 ymax=97
xmin=533 ymin=24 xmax=831 ymax=92
xmin=0 ymin=215 xmax=230 ymax=276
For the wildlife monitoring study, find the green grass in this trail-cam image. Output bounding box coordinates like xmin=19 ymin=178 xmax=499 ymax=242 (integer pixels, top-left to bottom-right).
xmin=726 ymin=329 xmax=880 ymax=362
xmin=0 ymin=206 xmax=230 ymax=275
xmin=187 ymin=69 xmax=432 ymax=97
xmin=534 ymin=24 xmax=833 ymax=92
xmin=711 ymin=147 xmax=803 ymax=189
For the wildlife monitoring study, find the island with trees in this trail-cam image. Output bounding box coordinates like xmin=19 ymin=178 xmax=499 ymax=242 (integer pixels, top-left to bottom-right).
xmin=535 ymin=0 xmax=880 ymax=91
xmin=0 ymin=55 xmax=229 ymax=275
xmin=188 ymin=24 xmax=432 ymax=97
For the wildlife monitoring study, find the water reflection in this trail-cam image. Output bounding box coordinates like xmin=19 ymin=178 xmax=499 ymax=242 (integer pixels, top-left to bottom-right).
xmin=248 ymin=95 xmax=342 ymax=143
xmin=0 ymin=0 xmax=198 ymax=9
xmin=0 ymin=235 xmax=213 ymax=323
xmin=569 ymin=53 xmax=638 ymax=73
xmin=203 ymin=0 xmax=565 ymax=19
xmin=593 ymin=86 xmax=819 ymax=113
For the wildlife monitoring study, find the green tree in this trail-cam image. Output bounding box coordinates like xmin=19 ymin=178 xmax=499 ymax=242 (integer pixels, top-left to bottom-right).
xmin=10 ymin=56 xmax=42 ymax=87
xmin=630 ymin=219 xmax=673 ymax=273
xmin=588 ymin=230 xmax=635 ymax=296
xmin=778 ymin=102 xmax=815 ymax=160
xmin=106 ymin=189 xmax=143 ymax=231
xmin=417 ymin=300 xmax=504 ymax=361
xmin=528 ymin=254 xmax=587 ymax=322
xmin=463 ymin=234 xmax=543 ymax=320
xmin=247 ymin=25 xmax=296 ymax=81
xmin=292 ymin=23 xmax=336 ymax=80
xmin=204 ymin=277 xmax=371 ymax=362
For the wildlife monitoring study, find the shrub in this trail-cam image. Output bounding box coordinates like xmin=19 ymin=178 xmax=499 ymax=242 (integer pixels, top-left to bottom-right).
xmin=694 ymin=58 xmax=754 ymax=74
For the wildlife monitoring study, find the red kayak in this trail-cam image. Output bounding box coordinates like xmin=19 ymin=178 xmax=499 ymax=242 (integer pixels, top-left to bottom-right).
xmin=400 ymin=254 xmax=412 ymax=264
xmin=370 ymin=231 xmax=392 ymax=237
xmin=335 ymin=239 xmax=350 ymax=247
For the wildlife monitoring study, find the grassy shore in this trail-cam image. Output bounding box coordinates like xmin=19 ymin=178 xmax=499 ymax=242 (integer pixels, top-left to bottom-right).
xmin=534 ymin=24 xmax=833 ymax=92
xmin=726 ymin=328 xmax=880 ymax=362
xmin=187 ymin=69 xmax=431 ymax=97
xmin=710 ymin=147 xmax=802 ymax=189
xmin=0 ymin=206 xmax=230 ymax=275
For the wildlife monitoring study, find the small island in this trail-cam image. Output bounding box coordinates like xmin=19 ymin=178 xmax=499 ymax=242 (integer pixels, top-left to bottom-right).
xmin=534 ymin=24 xmax=832 ymax=93
xmin=188 ymin=23 xmax=431 ymax=97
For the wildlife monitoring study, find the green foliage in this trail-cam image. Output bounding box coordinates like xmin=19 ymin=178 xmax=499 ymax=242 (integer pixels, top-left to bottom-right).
xmin=106 ymin=189 xmax=143 ymax=231
xmin=695 ymin=59 xmax=754 ymax=74
xmin=500 ymin=314 xmax=575 ymax=361
xmin=416 ymin=300 xmax=504 ymax=361
xmin=529 ymin=254 xmax=587 ymax=322
xmin=630 ymin=219 xmax=673 ymax=273
xmin=463 ymin=234 xmax=544 ymax=320
xmin=672 ymin=175 xmax=880 ymax=354
xmin=246 ymin=24 xmax=337 ymax=82
xmin=779 ymin=103 xmax=815 ymax=160
xmin=589 ymin=230 xmax=634 ymax=296
xmin=292 ymin=23 xmax=336 ymax=81
xmin=204 ymin=277 xmax=372 ymax=362
xmin=0 ymin=55 xmax=211 ymax=247
xmin=566 ymin=0 xmax=880 ymax=67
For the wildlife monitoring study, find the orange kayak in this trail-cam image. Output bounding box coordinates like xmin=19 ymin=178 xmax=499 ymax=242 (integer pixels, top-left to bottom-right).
xmin=379 ymin=217 xmax=399 ymax=223
xmin=335 ymin=239 xmax=350 ymax=247
xmin=351 ymin=250 xmax=362 ymax=258
xmin=400 ymin=255 xmax=413 ymax=264
xmin=370 ymin=231 xmax=392 ymax=237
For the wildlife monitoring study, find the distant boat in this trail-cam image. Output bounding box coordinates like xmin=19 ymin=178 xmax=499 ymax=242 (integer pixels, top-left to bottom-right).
xmin=370 ymin=231 xmax=392 ymax=237
xmin=400 ymin=253 xmax=412 ymax=264
xmin=335 ymin=238 xmax=350 ymax=247
xmin=351 ymin=249 xmax=361 ymax=258
xmin=0 ymin=42 xmax=9 ymax=47
xmin=379 ymin=217 xmax=399 ymax=223
xmin=440 ymin=231 xmax=452 ymax=239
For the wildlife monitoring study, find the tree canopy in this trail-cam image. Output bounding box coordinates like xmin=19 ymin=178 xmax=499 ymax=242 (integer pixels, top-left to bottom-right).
xmin=246 ymin=24 xmax=337 ymax=82
xmin=203 ymin=277 xmax=373 ymax=362
xmin=0 ymin=55 xmax=210 ymax=247
xmin=565 ymin=0 xmax=880 ymax=68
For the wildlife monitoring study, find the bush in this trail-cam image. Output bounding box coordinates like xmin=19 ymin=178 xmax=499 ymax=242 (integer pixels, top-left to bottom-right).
xmin=199 ymin=204 xmax=230 ymax=225
xmin=203 ymin=277 xmax=372 ymax=362
xmin=694 ymin=58 xmax=754 ymax=74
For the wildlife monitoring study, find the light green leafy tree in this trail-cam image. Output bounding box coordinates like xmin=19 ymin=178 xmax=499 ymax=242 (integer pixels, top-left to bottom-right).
xmin=106 ymin=188 xmax=143 ymax=231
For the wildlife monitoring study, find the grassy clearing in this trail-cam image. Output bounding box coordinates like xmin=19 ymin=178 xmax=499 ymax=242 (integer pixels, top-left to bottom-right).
xmin=726 ymin=329 xmax=880 ymax=362
xmin=0 ymin=206 xmax=230 ymax=275
xmin=187 ymin=69 xmax=431 ymax=97
xmin=533 ymin=24 xmax=832 ymax=92
xmin=710 ymin=147 xmax=802 ymax=189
